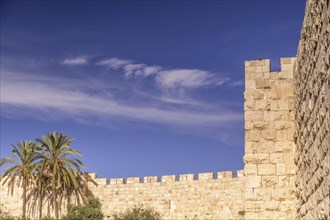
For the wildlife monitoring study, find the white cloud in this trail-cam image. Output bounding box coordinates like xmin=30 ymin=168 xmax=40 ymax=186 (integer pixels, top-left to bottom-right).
xmin=97 ymin=58 xmax=162 ymax=78
xmin=63 ymin=56 xmax=88 ymax=65
xmin=124 ymin=63 xmax=145 ymax=77
xmin=1 ymin=71 xmax=242 ymax=127
xmin=156 ymin=69 xmax=229 ymax=89
xmin=142 ymin=66 xmax=162 ymax=76
xmin=228 ymin=80 xmax=244 ymax=87
xmin=97 ymin=57 xmax=233 ymax=89
xmin=97 ymin=58 xmax=132 ymax=69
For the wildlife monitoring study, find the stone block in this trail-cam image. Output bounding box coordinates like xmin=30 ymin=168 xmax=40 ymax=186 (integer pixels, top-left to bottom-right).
xmin=286 ymin=128 xmax=295 ymax=141
xmin=273 ymin=141 xmax=295 ymax=153
xmin=245 ymin=80 xmax=256 ymax=89
xmin=110 ymin=178 xmax=124 ymax=185
xmin=274 ymin=188 xmax=286 ymax=201
xmin=285 ymin=164 xmax=296 ymax=175
xmin=261 ymin=129 xmax=277 ymax=141
xmin=275 ymin=121 xmax=293 ymax=130
xmin=245 ymin=201 xmax=263 ymax=211
xmin=162 ymin=175 xmax=178 ymax=182
xmin=245 ymin=188 xmax=254 ymax=200
xmin=264 ymin=201 xmax=280 ymax=211
xmin=255 ymin=79 xmax=270 ymax=89
xmin=245 ymin=122 xmax=253 ymax=130
xmin=244 ymin=89 xmax=265 ymax=100
xmin=245 ymin=130 xmax=261 ymax=142
xmin=270 ymin=100 xmax=279 ymax=111
xmin=245 ymin=212 xmax=260 ymax=220
xmin=277 ymin=100 xmax=290 ymax=110
xmin=244 ymin=100 xmax=255 ymax=110
xmin=280 ymin=57 xmax=296 ymax=65
xmin=256 ymin=100 xmax=270 ymax=110
xmin=254 ymin=188 xmax=273 ymax=200
xmin=253 ymin=121 xmax=269 ymax=129
xmin=244 ymin=154 xmax=269 ymax=164
xmin=276 ymin=164 xmax=286 ymax=176
xmin=245 ymin=111 xmax=264 ymax=122
xmin=245 ymin=59 xmax=267 ymax=67
xmin=263 ymin=111 xmax=274 ymax=121
xmin=245 ymin=141 xmax=274 ymax=154
xmin=276 ymin=130 xmax=288 ymax=141
xmin=283 ymin=152 xmax=295 ymax=164
xmin=258 ymin=164 xmax=276 ymax=175
xmin=126 ymin=177 xmax=141 ymax=184
xmin=262 ymin=176 xmax=278 ymax=188
xmin=259 ymin=211 xmax=275 ymax=219
xmin=244 ymin=164 xmax=257 ymax=175
xmin=280 ymin=201 xmax=295 ymax=212
xmin=245 ymin=71 xmax=263 ymax=80
xmin=217 ymin=171 xmax=233 ymax=179
xmin=273 ymin=212 xmax=287 ymax=219
xmin=144 ymin=176 xmax=160 ymax=183
xmin=289 ymin=176 xmax=296 ymax=187
xmin=270 ymin=153 xmax=283 ymax=163
xmin=281 ymin=63 xmax=295 ymax=72
xmin=245 ymin=176 xmax=261 ymax=188
xmin=179 ymin=174 xmax=195 ymax=181
xmin=198 ymin=172 xmax=214 ymax=180
xmin=237 ymin=170 xmax=244 ymax=177
xmin=278 ymin=176 xmax=289 ymax=187
xmin=286 ymin=187 xmax=296 ymax=199
xmin=282 ymin=86 xmax=294 ymax=97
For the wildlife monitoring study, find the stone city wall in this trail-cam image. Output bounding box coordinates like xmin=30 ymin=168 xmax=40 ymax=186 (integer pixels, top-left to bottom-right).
xmin=0 ymin=171 xmax=245 ymax=219
xmin=294 ymin=0 xmax=330 ymax=219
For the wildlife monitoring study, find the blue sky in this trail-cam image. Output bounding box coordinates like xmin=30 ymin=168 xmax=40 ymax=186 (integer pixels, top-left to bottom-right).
xmin=1 ymin=0 xmax=305 ymax=178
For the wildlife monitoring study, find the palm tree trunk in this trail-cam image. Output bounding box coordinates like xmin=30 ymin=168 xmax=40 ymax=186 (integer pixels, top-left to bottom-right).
xmin=38 ymin=193 xmax=43 ymax=220
xmin=22 ymin=178 xmax=27 ymax=218
xmin=52 ymin=174 xmax=59 ymax=220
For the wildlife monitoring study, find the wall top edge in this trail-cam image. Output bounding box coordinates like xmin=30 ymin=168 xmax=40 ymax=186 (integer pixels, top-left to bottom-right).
xmin=86 ymin=170 xmax=244 ymax=186
xmin=245 ymin=57 xmax=296 ymax=73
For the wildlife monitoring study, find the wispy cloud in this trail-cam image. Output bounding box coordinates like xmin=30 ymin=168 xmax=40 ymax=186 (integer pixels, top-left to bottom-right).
xmin=97 ymin=57 xmax=131 ymax=69
xmin=156 ymin=69 xmax=229 ymax=89
xmin=97 ymin=57 xmax=235 ymax=89
xmin=63 ymin=56 xmax=89 ymax=65
xmin=228 ymin=79 xmax=244 ymax=87
xmin=1 ymin=70 xmax=242 ymax=127
xmin=97 ymin=57 xmax=162 ymax=78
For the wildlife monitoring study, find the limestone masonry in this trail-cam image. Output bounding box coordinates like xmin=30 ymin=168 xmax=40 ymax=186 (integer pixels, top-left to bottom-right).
xmin=0 ymin=0 xmax=329 ymax=219
xmin=243 ymin=58 xmax=297 ymax=220
xmin=294 ymin=0 xmax=330 ymax=219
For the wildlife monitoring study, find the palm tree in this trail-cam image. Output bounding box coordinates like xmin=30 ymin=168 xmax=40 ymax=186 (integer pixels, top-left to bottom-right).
xmin=27 ymin=163 xmax=52 ymax=220
xmin=36 ymin=132 xmax=85 ymax=220
xmin=0 ymin=141 xmax=41 ymax=218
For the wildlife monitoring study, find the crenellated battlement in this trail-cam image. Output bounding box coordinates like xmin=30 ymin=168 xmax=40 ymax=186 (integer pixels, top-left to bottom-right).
xmin=245 ymin=58 xmax=296 ymax=92
xmin=87 ymin=170 xmax=244 ymax=186
xmin=245 ymin=57 xmax=296 ymax=74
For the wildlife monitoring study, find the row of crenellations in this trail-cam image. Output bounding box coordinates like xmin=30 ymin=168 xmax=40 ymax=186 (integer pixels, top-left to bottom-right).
xmin=245 ymin=57 xmax=296 ymax=74
xmin=88 ymin=170 xmax=244 ymax=186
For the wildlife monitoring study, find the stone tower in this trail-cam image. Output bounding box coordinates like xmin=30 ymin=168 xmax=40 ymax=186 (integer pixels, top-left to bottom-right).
xmin=243 ymin=58 xmax=297 ymax=219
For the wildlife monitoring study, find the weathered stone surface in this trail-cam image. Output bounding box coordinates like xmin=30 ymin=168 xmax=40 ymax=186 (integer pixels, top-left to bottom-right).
xmin=0 ymin=172 xmax=245 ymax=219
xmin=294 ymin=0 xmax=330 ymax=219
xmin=258 ymin=164 xmax=276 ymax=176
xmin=244 ymin=55 xmax=297 ymax=219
